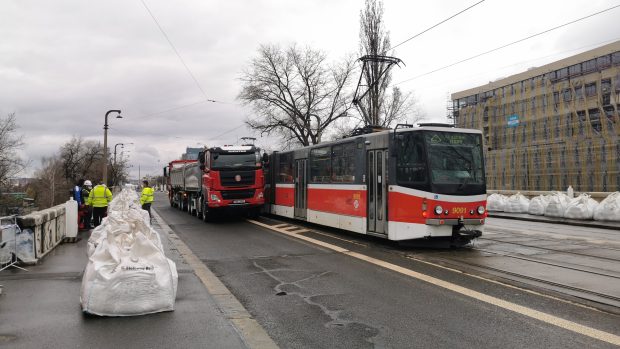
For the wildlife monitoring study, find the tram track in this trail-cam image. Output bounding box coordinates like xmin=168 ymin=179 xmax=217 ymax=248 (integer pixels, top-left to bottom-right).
xmin=253 ymin=215 xmax=620 ymax=312
xmin=416 ymin=249 xmax=620 ymax=309
xmin=476 ymin=236 xmax=620 ymax=263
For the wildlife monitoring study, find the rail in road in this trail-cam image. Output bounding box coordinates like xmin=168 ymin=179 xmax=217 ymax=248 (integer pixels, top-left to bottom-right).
xmin=155 ymin=192 xmax=620 ymax=347
xmin=247 ymin=214 xmax=620 ymax=313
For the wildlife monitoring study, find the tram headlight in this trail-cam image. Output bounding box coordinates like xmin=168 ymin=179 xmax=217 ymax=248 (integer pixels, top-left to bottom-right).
xmin=434 ymin=205 xmax=443 ymax=215
xmin=477 ymin=205 xmax=486 ymax=215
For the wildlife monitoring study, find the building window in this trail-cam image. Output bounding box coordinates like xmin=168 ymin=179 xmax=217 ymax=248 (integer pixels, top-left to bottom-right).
xmin=563 ymin=88 xmax=572 ymax=102
xmin=577 ymin=111 xmax=587 ymax=136
xmin=597 ymin=55 xmax=611 ymax=70
xmin=277 ymin=153 xmax=294 ymax=183
xmin=548 ymin=71 xmax=557 ymax=81
xmin=566 ymin=113 xmax=574 ymax=137
xmin=588 ymin=109 xmax=601 ymax=133
xmin=585 ymin=82 xmax=597 ymax=97
xmin=310 ymin=146 xmax=331 ymax=183
xmin=575 ymin=86 xmax=584 ymax=99
xmin=604 ymin=106 xmax=616 ymax=125
xmin=531 ymin=96 xmax=537 ymax=110
xmin=556 ymin=67 xmax=569 ymax=80
xmin=569 ymin=64 xmax=582 ymax=76
xmin=601 ymin=79 xmax=611 ymax=93
xmin=331 ymin=143 xmax=356 ymax=183
xmin=583 ymin=59 xmax=596 ymax=73
xmin=612 ymin=51 xmax=620 ymax=65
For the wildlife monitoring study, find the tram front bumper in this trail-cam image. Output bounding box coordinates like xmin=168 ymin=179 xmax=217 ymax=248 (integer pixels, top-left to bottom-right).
xmin=425 ymin=218 xmax=484 ymax=226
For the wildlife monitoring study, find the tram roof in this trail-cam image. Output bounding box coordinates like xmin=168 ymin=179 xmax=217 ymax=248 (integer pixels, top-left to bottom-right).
xmin=274 ymin=125 xmax=482 ymax=154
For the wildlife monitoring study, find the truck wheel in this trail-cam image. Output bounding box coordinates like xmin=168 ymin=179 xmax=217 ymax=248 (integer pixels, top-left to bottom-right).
xmin=248 ymin=207 xmax=261 ymax=219
xmin=202 ymin=199 xmax=212 ymax=222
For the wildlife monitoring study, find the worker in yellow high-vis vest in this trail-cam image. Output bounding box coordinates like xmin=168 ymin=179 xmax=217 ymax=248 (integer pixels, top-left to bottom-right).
xmin=87 ymin=181 xmax=113 ymax=228
xmin=140 ymin=180 xmax=154 ymax=221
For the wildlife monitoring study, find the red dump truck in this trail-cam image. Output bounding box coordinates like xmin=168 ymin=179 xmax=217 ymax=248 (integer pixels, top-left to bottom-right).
xmin=164 ymin=145 xmax=265 ymax=220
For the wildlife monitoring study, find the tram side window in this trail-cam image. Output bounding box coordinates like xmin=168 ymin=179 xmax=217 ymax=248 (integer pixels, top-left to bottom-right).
xmin=396 ymin=133 xmax=427 ymax=186
xmin=277 ymin=153 xmax=293 ymax=183
xmin=332 ymin=143 xmax=356 ymax=183
xmin=310 ymin=147 xmax=331 ymax=183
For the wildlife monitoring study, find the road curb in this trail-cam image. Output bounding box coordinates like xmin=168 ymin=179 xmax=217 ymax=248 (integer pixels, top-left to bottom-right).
xmin=152 ymin=210 xmax=279 ymax=349
xmin=488 ymin=213 xmax=620 ymax=231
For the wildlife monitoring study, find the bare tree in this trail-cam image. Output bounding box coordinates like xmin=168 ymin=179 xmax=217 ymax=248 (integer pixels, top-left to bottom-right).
xmin=357 ymin=0 xmax=421 ymax=127
xmin=59 ymin=137 xmax=105 ymax=184
xmin=239 ymin=44 xmax=356 ymax=147
xmin=32 ymin=156 xmax=66 ymax=209
xmin=0 ymin=113 xmax=24 ymax=189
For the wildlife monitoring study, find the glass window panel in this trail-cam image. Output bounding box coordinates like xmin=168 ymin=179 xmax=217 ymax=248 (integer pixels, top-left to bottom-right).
xmin=310 ymin=147 xmax=331 ymax=183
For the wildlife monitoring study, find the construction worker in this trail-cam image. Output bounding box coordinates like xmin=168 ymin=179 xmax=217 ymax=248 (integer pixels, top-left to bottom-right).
xmin=87 ymin=181 xmax=113 ymax=228
xmin=81 ymin=180 xmax=93 ymax=228
xmin=140 ymin=180 xmax=154 ymax=221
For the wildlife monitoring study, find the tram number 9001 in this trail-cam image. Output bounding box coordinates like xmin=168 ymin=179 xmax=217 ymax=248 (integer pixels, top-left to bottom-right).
xmin=451 ymin=207 xmax=467 ymax=215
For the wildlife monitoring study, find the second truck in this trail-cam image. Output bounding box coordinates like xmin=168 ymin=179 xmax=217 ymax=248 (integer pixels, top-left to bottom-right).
xmin=165 ymin=145 xmax=266 ymax=220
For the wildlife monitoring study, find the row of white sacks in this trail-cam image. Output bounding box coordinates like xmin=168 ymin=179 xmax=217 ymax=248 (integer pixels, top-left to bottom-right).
xmin=487 ymin=190 xmax=620 ymax=221
xmin=80 ymin=186 xmax=178 ymax=316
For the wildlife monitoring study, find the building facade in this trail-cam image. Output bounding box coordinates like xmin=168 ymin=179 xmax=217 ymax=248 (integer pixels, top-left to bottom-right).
xmin=451 ymin=41 xmax=620 ymax=192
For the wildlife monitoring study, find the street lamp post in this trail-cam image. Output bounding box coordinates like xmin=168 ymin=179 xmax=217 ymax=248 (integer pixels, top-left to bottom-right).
xmin=114 ymin=142 xmax=133 ymax=165
xmin=103 ymin=110 xmax=122 ymax=186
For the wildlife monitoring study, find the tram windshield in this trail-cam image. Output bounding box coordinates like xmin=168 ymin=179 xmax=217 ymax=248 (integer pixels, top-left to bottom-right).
xmin=396 ymin=130 xmax=485 ymax=195
xmin=424 ymin=131 xmax=484 ymax=186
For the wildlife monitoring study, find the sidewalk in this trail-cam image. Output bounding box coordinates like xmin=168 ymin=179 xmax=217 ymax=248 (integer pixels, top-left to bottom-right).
xmin=0 ymin=213 xmax=250 ymax=349
xmin=488 ymin=212 xmax=620 ymax=230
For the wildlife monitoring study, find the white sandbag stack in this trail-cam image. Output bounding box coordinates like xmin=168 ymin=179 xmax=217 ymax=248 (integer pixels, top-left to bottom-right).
xmin=504 ymin=193 xmax=530 ymax=213
xmin=487 ymin=193 xmax=508 ymax=212
xmin=544 ymin=192 xmax=571 ymax=218
xmin=593 ymin=192 xmax=620 ymax=222
xmin=565 ymin=194 xmax=599 ymax=220
xmin=81 ymin=187 xmax=177 ymax=316
xmin=528 ymin=195 xmax=549 ymax=216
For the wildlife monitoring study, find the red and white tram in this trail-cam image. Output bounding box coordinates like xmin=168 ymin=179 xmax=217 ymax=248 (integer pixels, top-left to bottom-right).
xmin=264 ymin=124 xmax=487 ymax=245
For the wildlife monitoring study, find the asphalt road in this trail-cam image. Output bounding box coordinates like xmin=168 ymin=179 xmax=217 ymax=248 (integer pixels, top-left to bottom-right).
xmin=154 ymin=193 xmax=620 ymax=349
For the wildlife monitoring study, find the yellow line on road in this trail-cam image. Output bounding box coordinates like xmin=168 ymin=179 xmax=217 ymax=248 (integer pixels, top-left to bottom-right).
xmin=247 ymin=219 xmax=620 ymax=346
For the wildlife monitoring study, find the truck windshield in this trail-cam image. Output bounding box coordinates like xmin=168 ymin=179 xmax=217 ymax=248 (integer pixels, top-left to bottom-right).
xmin=211 ymin=153 xmax=259 ymax=169
xmin=424 ymin=131 xmax=484 ymax=185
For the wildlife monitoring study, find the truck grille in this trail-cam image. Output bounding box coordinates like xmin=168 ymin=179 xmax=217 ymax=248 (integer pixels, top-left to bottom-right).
xmin=220 ymin=171 xmax=255 ymax=187
xmin=221 ymin=189 xmax=255 ymax=200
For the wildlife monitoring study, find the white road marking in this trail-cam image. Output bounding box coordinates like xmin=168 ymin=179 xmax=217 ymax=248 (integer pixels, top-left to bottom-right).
xmin=248 ymin=219 xmax=620 ymax=346
xmin=153 ymin=211 xmax=279 ymax=349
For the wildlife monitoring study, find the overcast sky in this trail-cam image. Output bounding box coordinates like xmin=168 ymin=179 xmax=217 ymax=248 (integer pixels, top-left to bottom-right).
xmin=2 ymin=0 xmax=619 ymax=179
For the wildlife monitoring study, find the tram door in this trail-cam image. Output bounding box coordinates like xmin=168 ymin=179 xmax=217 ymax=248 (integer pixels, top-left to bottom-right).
xmin=367 ymin=149 xmax=387 ymax=234
xmin=294 ymin=159 xmax=308 ymax=219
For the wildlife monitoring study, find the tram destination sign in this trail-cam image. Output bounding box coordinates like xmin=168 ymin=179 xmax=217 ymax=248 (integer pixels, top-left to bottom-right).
xmin=429 ymin=133 xmax=469 ymax=145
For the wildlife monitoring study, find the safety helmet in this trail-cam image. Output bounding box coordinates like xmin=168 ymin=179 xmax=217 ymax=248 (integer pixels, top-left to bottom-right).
xmin=84 ymin=180 xmax=92 ymax=186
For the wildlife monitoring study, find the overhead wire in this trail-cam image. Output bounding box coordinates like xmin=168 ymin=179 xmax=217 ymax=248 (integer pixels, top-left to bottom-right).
xmin=389 ymin=0 xmax=485 ymax=53
xmin=394 ymin=3 xmax=620 ymax=86
xmin=139 ymin=0 xmax=224 ymax=104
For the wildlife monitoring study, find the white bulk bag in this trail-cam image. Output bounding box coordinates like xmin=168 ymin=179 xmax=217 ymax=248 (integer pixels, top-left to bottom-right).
xmin=504 ymin=193 xmax=530 ymax=213
xmin=81 ymin=231 xmax=178 ymax=316
xmin=565 ymin=194 xmax=599 ymax=220
xmin=528 ymin=195 xmax=549 ymax=216
xmin=487 ymin=194 xmax=508 ymax=212
xmin=593 ymin=192 xmax=620 ymax=222
xmin=544 ymin=192 xmax=571 ymax=218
